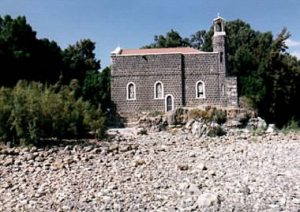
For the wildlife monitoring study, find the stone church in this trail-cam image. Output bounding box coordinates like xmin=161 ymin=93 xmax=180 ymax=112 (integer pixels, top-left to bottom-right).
xmin=110 ymin=16 xmax=238 ymax=120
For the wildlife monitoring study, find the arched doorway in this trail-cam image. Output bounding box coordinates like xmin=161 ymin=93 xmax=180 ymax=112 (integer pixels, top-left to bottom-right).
xmin=165 ymin=94 xmax=174 ymax=112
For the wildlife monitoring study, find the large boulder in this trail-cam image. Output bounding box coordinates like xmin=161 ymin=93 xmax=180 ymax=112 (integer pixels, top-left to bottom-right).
xmin=247 ymin=117 xmax=267 ymax=131
xmin=224 ymin=120 xmax=243 ymax=128
xmin=138 ymin=113 xmax=164 ymax=130
xmin=166 ymin=108 xmax=188 ymax=126
xmin=207 ymin=122 xmax=226 ymax=137
xmin=166 ymin=111 xmax=176 ymax=126
xmin=196 ymin=193 xmax=220 ymax=207
xmin=190 ymin=119 xmax=225 ymax=138
xmin=236 ymin=111 xmax=252 ymax=125
xmin=191 ymin=119 xmax=205 ymax=138
xmin=266 ymin=124 xmax=276 ymax=133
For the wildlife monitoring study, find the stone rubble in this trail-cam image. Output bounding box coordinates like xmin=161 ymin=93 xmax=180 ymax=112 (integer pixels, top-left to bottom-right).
xmin=0 ymin=130 xmax=299 ymax=211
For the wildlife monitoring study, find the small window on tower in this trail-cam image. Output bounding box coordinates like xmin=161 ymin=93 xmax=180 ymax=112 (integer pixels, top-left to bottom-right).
xmin=216 ymin=22 xmax=222 ymax=32
xmin=221 ymin=84 xmax=225 ymax=96
xmin=220 ymin=52 xmax=223 ymax=63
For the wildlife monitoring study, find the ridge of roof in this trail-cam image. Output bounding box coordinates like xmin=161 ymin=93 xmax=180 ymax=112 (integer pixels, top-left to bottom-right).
xmin=117 ymin=47 xmax=202 ymax=56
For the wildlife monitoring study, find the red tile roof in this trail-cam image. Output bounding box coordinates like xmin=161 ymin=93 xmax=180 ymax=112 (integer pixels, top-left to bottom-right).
xmin=119 ymin=47 xmax=201 ymax=55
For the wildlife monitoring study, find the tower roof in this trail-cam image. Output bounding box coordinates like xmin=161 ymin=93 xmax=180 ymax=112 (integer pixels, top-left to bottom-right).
xmin=213 ymin=14 xmax=225 ymax=22
xmin=213 ymin=14 xmax=226 ymax=36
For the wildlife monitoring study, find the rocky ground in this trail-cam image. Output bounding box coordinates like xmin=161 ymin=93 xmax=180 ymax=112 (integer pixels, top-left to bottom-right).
xmin=0 ymin=129 xmax=299 ymax=211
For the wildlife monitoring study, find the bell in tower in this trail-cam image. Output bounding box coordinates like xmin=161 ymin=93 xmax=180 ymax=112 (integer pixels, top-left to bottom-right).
xmin=213 ymin=15 xmax=225 ymax=35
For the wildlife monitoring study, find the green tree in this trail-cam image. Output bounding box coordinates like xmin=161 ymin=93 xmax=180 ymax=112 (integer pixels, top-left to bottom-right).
xmin=0 ymin=15 xmax=63 ymax=86
xmin=143 ymin=29 xmax=190 ymax=48
xmin=62 ymin=39 xmax=100 ymax=84
xmin=0 ymin=15 xmax=37 ymax=86
xmin=82 ymin=67 xmax=111 ymax=111
xmin=189 ymin=30 xmax=206 ymax=49
xmin=33 ymin=39 xmax=63 ymax=83
xmin=262 ymin=29 xmax=300 ymax=126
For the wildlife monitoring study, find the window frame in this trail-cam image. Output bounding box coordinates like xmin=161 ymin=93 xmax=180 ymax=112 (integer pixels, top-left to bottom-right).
xmin=195 ymin=80 xmax=206 ymax=99
xmin=221 ymin=83 xmax=225 ymax=96
xmin=154 ymin=81 xmax=164 ymax=99
xmin=165 ymin=94 xmax=174 ymax=112
xmin=126 ymin=82 xmax=136 ymax=100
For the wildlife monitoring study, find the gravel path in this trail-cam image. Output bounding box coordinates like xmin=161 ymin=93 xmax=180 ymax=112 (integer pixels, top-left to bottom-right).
xmin=0 ymin=131 xmax=299 ymax=211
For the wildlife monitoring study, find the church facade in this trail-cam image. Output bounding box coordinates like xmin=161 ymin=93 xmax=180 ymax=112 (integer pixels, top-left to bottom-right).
xmin=110 ymin=16 xmax=238 ymax=120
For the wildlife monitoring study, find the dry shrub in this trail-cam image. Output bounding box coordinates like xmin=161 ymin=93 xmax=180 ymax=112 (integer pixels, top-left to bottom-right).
xmin=188 ymin=107 xmax=226 ymax=124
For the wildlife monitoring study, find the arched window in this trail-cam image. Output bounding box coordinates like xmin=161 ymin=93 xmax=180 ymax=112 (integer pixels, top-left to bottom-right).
xmin=127 ymin=82 xmax=136 ymax=100
xmin=165 ymin=94 xmax=174 ymax=112
xmin=216 ymin=22 xmax=222 ymax=32
xmin=220 ymin=52 xmax=223 ymax=63
xmin=196 ymin=80 xmax=206 ymax=99
xmin=221 ymin=84 xmax=225 ymax=96
xmin=154 ymin=81 xmax=164 ymax=99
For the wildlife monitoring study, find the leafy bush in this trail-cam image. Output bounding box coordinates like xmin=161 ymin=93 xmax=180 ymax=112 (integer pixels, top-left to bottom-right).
xmin=211 ymin=109 xmax=227 ymax=125
xmin=207 ymin=125 xmax=226 ymax=137
xmin=281 ymin=118 xmax=299 ymax=134
xmin=239 ymin=96 xmax=256 ymax=110
xmin=0 ymin=81 xmax=106 ymax=146
xmin=0 ymin=88 xmax=13 ymax=142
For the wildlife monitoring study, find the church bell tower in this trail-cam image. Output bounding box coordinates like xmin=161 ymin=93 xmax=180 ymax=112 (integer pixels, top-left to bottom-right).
xmin=213 ymin=15 xmax=226 ymax=74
